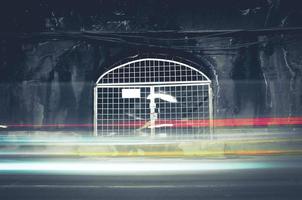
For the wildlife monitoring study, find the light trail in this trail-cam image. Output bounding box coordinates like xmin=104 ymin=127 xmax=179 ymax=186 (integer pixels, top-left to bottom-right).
xmin=5 ymin=117 xmax=302 ymax=128
xmin=0 ymin=159 xmax=282 ymax=175
xmin=0 ymin=149 xmax=301 ymax=157
xmin=0 ymin=136 xmax=301 ymax=146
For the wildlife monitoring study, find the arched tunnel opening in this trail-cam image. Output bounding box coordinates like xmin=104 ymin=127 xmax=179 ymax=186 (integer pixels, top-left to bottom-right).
xmin=94 ymin=56 xmax=213 ymax=138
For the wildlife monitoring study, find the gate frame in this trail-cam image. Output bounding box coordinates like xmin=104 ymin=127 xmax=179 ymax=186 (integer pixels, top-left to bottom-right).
xmin=94 ymin=58 xmax=213 ymax=138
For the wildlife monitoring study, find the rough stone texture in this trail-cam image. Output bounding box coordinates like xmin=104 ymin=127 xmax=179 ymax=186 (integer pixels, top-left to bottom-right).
xmin=0 ymin=0 xmax=301 ymax=128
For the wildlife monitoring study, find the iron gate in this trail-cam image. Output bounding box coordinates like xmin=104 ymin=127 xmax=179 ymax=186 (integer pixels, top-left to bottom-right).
xmin=94 ymin=58 xmax=213 ymax=138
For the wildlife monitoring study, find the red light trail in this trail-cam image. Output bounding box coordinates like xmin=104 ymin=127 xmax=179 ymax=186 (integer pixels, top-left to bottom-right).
xmin=5 ymin=117 xmax=302 ymax=128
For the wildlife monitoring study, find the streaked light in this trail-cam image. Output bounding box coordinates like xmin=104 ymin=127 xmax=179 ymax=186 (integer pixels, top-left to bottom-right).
xmin=148 ymin=124 xmax=174 ymax=128
xmin=5 ymin=117 xmax=302 ymax=128
xmin=0 ymin=160 xmax=277 ymax=175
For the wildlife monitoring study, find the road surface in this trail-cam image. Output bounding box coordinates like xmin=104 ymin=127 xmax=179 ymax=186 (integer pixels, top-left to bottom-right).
xmin=0 ymin=156 xmax=302 ymax=199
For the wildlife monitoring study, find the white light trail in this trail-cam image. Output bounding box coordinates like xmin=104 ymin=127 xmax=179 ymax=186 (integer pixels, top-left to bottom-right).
xmin=0 ymin=160 xmax=275 ymax=175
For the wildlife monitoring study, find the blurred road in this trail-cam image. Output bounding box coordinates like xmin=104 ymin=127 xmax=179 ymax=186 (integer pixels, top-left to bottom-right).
xmin=0 ymin=156 xmax=302 ymax=199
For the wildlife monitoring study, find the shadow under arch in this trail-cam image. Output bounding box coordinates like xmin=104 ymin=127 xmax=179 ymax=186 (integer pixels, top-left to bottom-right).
xmin=93 ymin=48 xmax=215 ymax=84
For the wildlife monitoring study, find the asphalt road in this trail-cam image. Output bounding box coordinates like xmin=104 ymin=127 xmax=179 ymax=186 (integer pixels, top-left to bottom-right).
xmin=0 ymin=156 xmax=302 ymax=200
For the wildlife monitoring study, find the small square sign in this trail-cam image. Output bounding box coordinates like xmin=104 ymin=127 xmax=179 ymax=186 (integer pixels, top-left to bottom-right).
xmin=122 ymin=89 xmax=141 ymax=98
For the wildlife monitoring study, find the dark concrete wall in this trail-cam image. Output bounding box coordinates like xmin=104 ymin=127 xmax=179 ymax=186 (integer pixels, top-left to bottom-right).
xmin=0 ymin=0 xmax=301 ymax=127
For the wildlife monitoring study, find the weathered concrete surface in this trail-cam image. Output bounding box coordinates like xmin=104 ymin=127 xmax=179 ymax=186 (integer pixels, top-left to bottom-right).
xmin=0 ymin=0 xmax=301 ymax=126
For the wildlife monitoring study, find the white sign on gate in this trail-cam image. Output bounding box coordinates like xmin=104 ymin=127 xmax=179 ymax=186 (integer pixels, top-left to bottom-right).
xmin=122 ymin=89 xmax=141 ymax=98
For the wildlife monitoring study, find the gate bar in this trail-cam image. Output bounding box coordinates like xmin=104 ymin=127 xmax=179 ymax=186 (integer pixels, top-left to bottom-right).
xmin=93 ymin=86 xmax=98 ymax=136
xmin=208 ymin=85 xmax=214 ymax=139
xmin=149 ymin=86 xmax=156 ymax=138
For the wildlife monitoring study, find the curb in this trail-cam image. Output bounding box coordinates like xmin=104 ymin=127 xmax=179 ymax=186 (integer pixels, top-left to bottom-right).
xmin=1 ymin=137 xmax=302 ymax=157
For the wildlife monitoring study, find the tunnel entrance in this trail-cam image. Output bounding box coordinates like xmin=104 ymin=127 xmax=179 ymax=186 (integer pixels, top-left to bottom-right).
xmin=94 ymin=58 xmax=213 ymax=138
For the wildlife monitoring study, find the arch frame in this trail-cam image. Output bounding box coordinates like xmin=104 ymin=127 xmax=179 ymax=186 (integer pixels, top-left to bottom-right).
xmin=96 ymin=58 xmax=211 ymax=85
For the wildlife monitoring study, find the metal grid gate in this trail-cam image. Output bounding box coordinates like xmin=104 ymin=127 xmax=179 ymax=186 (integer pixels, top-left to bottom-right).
xmin=94 ymin=58 xmax=213 ymax=138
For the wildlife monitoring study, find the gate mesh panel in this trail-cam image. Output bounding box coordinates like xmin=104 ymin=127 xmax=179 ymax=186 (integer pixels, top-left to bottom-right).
xmin=97 ymin=87 xmax=150 ymax=137
xmin=154 ymin=85 xmax=209 ymax=138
